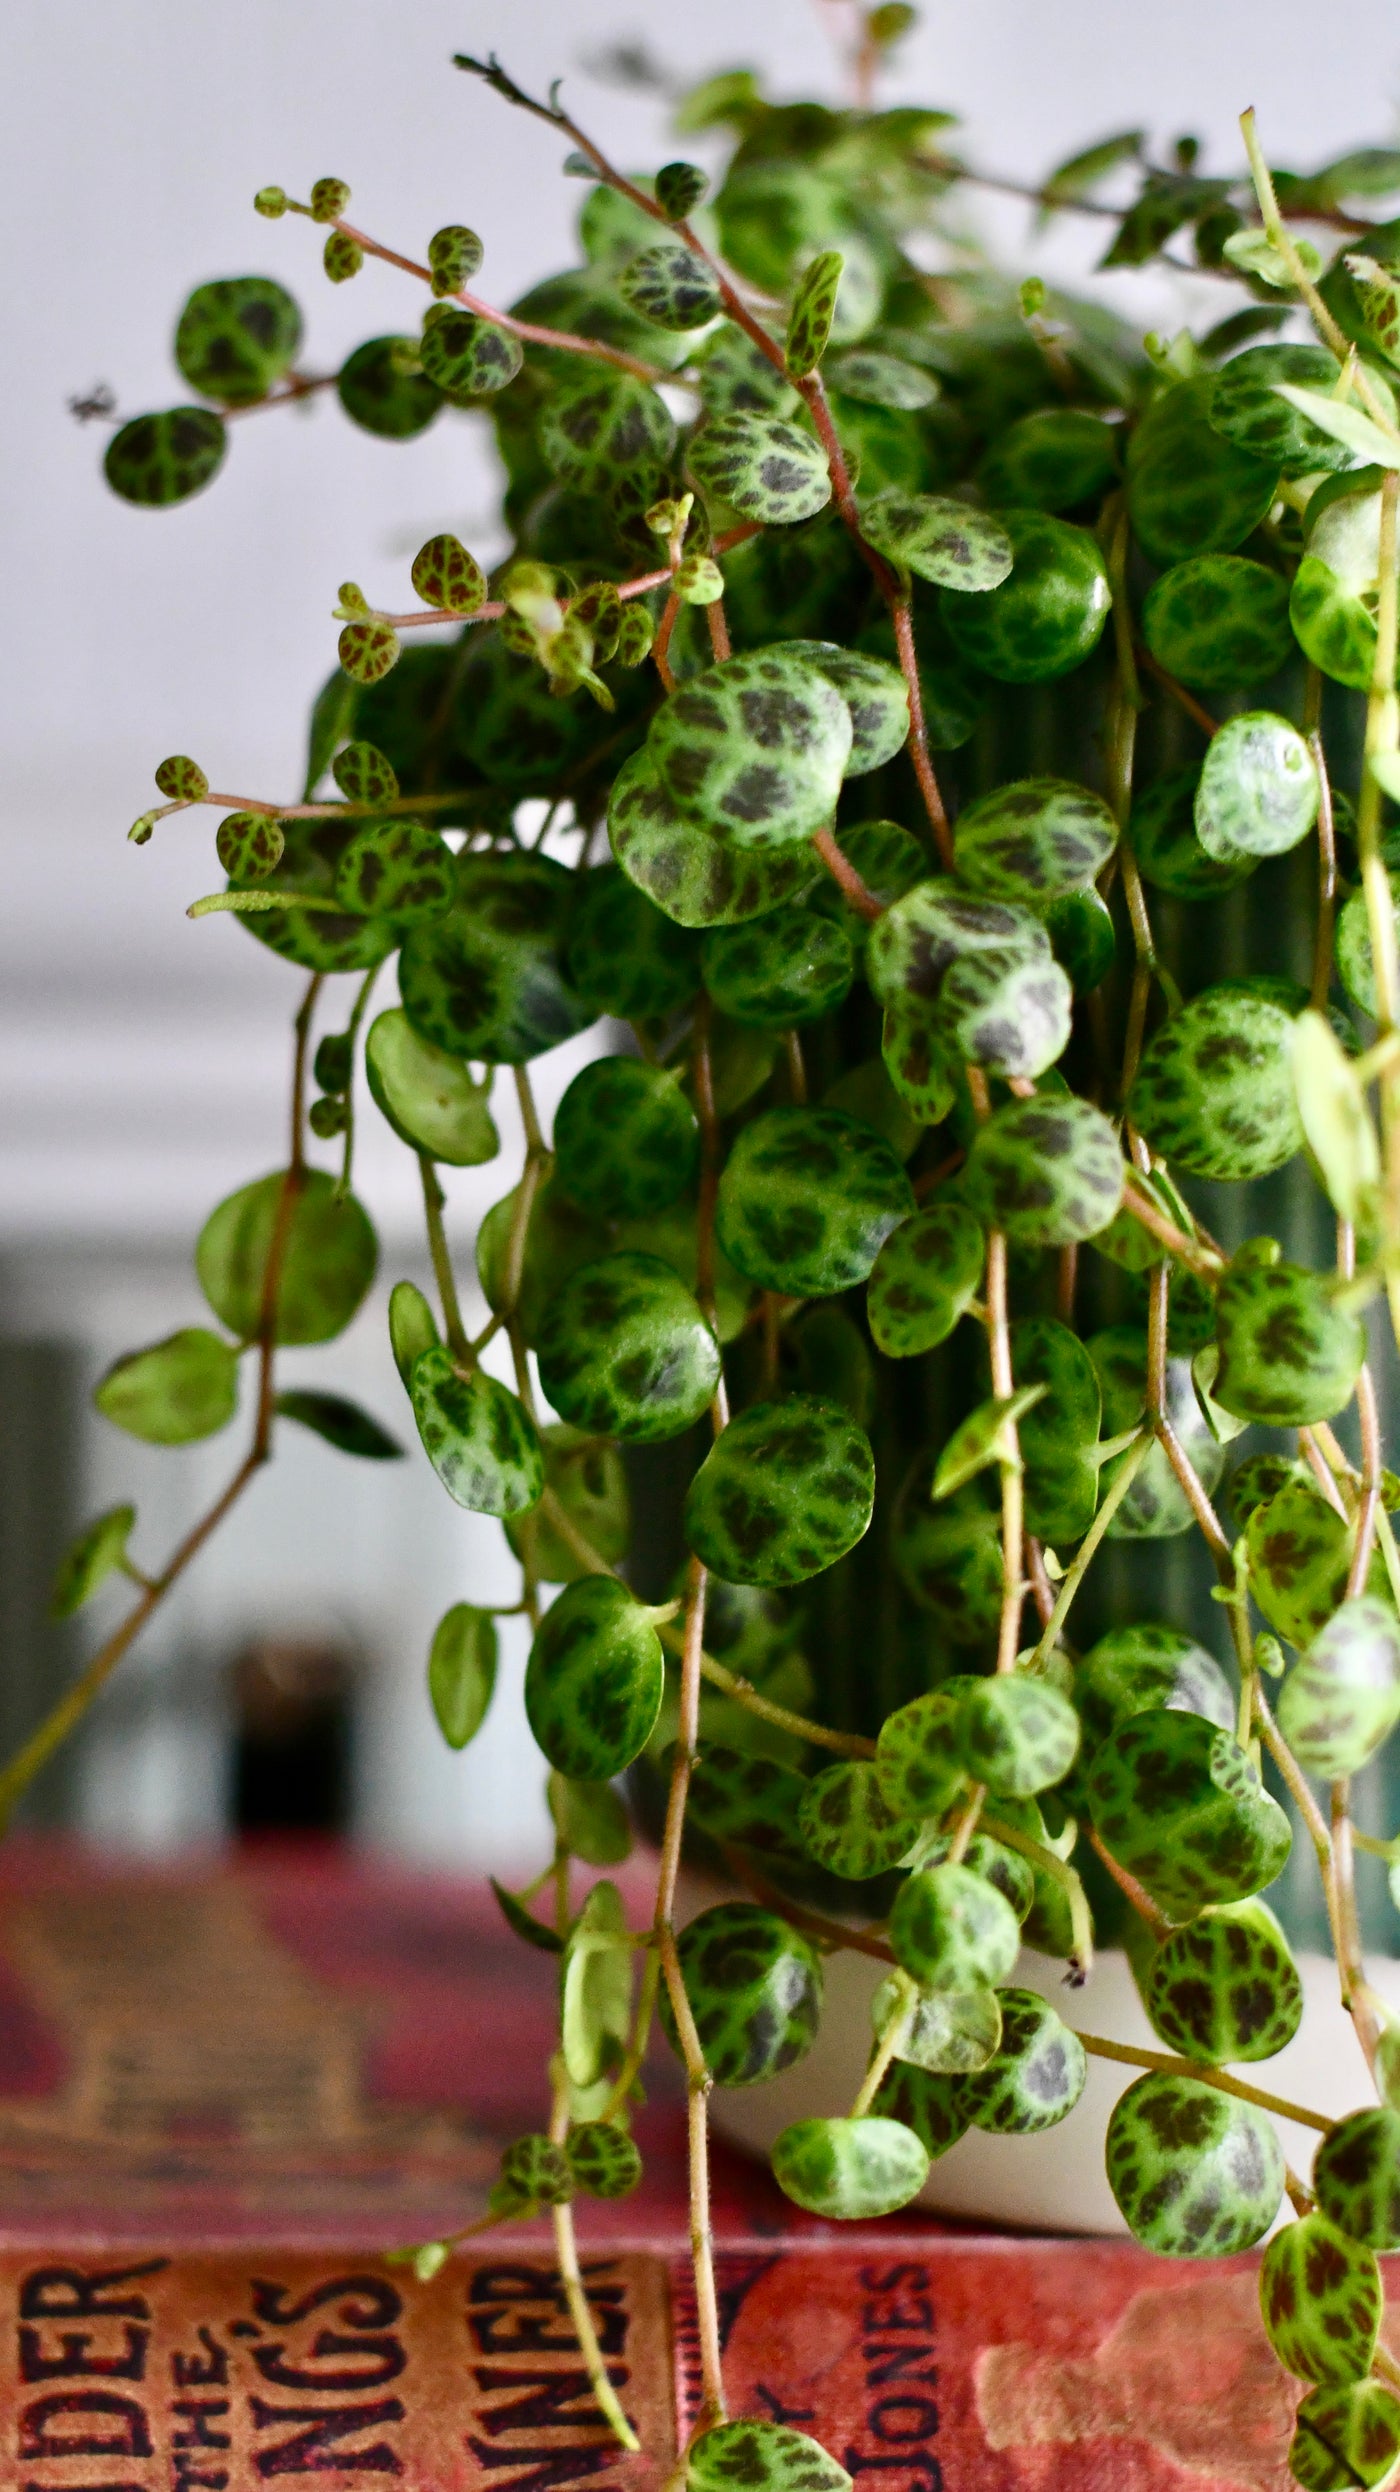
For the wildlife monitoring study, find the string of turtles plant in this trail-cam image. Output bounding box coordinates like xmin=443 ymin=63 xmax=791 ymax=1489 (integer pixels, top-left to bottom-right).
xmin=31 ymin=8 xmax=1400 ymax=2479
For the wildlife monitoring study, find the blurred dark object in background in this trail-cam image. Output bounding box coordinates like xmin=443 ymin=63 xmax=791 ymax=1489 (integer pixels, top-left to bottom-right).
xmin=230 ymin=1637 xmax=354 ymax=1835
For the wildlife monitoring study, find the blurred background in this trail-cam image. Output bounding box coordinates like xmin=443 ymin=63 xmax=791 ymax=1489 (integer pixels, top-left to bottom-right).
xmin=5 ymin=0 xmax=1400 ymax=1870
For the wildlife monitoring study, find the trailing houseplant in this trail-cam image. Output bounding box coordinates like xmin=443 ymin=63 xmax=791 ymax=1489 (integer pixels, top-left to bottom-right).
xmin=30 ymin=6 xmax=1400 ymax=2478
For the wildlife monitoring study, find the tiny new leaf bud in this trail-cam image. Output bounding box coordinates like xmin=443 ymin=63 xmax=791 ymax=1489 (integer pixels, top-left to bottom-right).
xmin=411 ymin=532 xmax=487 ymax=613
xmin=337 ymin=581 xmax=372 ymax=617
xmin=254 ymin=186 xmax=289 ymax=219
xmin=1019 ymin=276 xmax=1047 ymax=319
xmin=128 ymin=812 xmax=159 ymax=846
xmin=338 ymin=619 xmax=400 ymax=684
xmin=646 ymin=494 xmax=692 ymax=541
xmin=1254 ymin=1630 xmax=1286 ymax=1679
xmin=674 ymin=553 xmax=724 ymax=604
xmin=428 ymin=224 xmax=484 ymax=296
xmin=308 ymin=1094 xmax=348 ymax=1138
xmin=655 ymin=160 xmax=709 ymax=221
xmin=309 ymin=176 xmax=351 ymax=223
xmin=155 ymin=755 xmax=209 ymax=802
xmin=323 ymin=233 xmax=364 ymax=283
xmin=413 ymin=2242 xmax=450 ymax=2283
xmin=613 ymin=605 xmax=656 ymax=667
xmin=498 ymin=609 xmax=536 ymax=657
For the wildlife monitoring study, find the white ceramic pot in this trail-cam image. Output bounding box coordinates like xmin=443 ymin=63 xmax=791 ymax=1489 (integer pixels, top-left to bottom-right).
xmin=686 ymin=1874 xmax=1400 ymax=2234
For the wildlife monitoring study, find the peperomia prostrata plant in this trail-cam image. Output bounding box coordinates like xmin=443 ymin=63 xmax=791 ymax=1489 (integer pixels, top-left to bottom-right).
xmin=34 ymin=11 xmax=1400 ymax=2479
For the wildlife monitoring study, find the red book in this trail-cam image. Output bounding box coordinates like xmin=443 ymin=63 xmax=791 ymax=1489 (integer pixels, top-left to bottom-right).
xmin=0 ymin=1844 xmax=1325 ymax=2489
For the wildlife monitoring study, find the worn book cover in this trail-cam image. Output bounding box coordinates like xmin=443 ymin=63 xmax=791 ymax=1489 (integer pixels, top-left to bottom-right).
xmin=0 ymin=1844 xmax=1345 ymax=2489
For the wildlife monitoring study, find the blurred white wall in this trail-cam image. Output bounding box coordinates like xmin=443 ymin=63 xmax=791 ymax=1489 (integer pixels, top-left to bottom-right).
xmin=4 ymin=0 xmax=1400 ymax=1859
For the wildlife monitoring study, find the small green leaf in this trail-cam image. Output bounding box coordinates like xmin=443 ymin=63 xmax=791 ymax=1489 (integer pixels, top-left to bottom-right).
xmin=1222 ymin=226 xmax=1322 ymax=287
xmin=274 ymin=1389 xmax=403 ymax=1460
xmin=50 ymin=1505 xmax=137 ymax=1620
xmin=958 ymin=1674 xmax=1080 ymax=1797
xmin=685 ymin=1395 xmax=875 ymax=1588
xmin=890 ymin=1863 xmax=1022 ymax=1991
xmin=323 ymin=232 xmax=364 ymax=282
xmin=1194 ymin=712 xmax=1319 ymax=863
xmin=772 ymin=2115 xmax=929 ymax=2220
xmin=786 ymin=249 xmax=844 ymax=377
xmin=1292 ymin=1010 xmax=1381 ymax=1229
xmin=1107 ymin=2072 xmax=1284 ymax=2254
xmin=1145 ymin=1899 xmax=1302 ymax=2064
xmin=331 ymin=739 xmax=399 ymax=803
xmin=963 ymin=1095 xmax=1124 ymax=1248
xmin=309 ymin=175 xmax=351 ymax=221
xmin=489 ymin=1877 xmax=562 ymax=1953
xmin=859 ymin=488 xmax=1013 ymax=590
xmin=1214 ymin=1243 xmax=1366 ymax=1427
xmin=687 ymin=414 xmax=832 ymax=525
xmin=655 ymin=160 xmax=709 ymax=221
xmin=155 ymin=754 xmax=208 ymax=801
xmin=548 ymin=1773 xmax=632 ymax=1867
xmin=933 ymin=1385 xmax=1047 ymax=1498
xmin=1291 ymin=2381 xmax=1400 ymax=2489
xmin=959 ymin=1987 xmax=1087 ymax=2133
xmin=388 ymin=1280 xmax=438 ymax=1387
xmin=94 ymin=1329 xmax=239 ymax=1446
xmin=428 ymin=1605 xmax=498 ymax=1749
xmin=536 ymin=1250 xmax=721 ymax=1443
xmin=198 ymin=1168 xmax=377 ymax=1346
xmin=797 ymin=1760 xmax=919 ymax=1880
xmin=366 ymin=1011 xmax=500 ymax=1165
xmin=565 ymin=2121 xmax=642 ymax=2198
xmin=687 ymin=2421 xmax=850 ymax=2492
xmin=826 ymin=349 xmax=938 ymax=410
xmin=410 ymin=1348 xmax=543 ymax=1517
xmin=561 ymin=1879 xmax=633 ymax=2088
xmin=1086 ymin=1709 xmax=1291 ymax=1917
xmin=871 ymin=1974 xmax=1002 ymax=2075
xmin=665 ymin=1902 xmax=822 ymax=2086
xmin=1272 ymin=379 xmax=1400 ymax=469
xmin=618 ymin=241 xmax=721 ymax=332
xmin=410 ymin=533 xmax=486 ymax=614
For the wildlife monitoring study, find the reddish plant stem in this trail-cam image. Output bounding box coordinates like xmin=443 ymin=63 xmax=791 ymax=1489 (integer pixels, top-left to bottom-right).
xmin=811 ymin=824 xmax=884 ymax=920
xmin=328 ymin=216 xmax=669 ymax=382
xmin=1135 ymin=641 xmax=1221 ymax=738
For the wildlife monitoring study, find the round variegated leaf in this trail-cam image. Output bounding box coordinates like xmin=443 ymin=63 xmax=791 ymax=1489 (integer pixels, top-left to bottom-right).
xmin=938 ymin=944 xmax=1073 ymax=1080
xmin=780 ymin=640 xmax=910 ymax=773
xmin=1142 ymin=555 xmax=1292 ymax=691
xmin=1076 ymin=1621 xmax=1235 ymax=1756
xmin=880 ymin=997 xmax=960 ymax=1124
xmin=365 ymin=1011 xmax=499 ymax=1167
xmin=1313 ymin=2108 xmax=1400 ymax=2251
xmin=418 ymin=306 xmax=523 ymax=399
xmin=617 ymin=240 xmax=721 ymax=330
xmin=539 ymin=367 xmax=675 ymax=485
xmin=875 ymin=1685 xmax=973 ymax=1820
xmin=1129 ymin=986 xmax=1302 ymax=1181
xmin=701 ymin=907 xmax=855 ymax=1028
xmin=1213 ymin=1245 xmax=1366 ymax=1426
xmin=105 ymin=407 xmax=227 ymax=506
xmin=772 ymin=2115 xmax=929 ymax=2219
xmin=552 ymin=1057 xmax=699 ymax=1220
xmin=94 ymin=1329 xmax=239 ymax=1447
xmin=1262 ymin=2215 xmax=1382 ymax=2389
xmin=1277 ymin=1597 xmax=1400 ymax=1776
xmin=890 ymin=1863 xmax=1022 ymax=1991
xmin=666 ymin=1902 xmax=823 ymax=2087
xmin=646 ymin=648 xmax=853 ymax=850
xmin=1247 ymin=1478 xmax=1389 ymax=1648
xmin=683 ymin=1393 xmax=875 ymax=1587
xmin=940 ymin=509 xmax=1111 ymax=684
xmin=953 ymin=776 xmax=1118 ymax=906
xmin=976 ymin=408 xmax=1118 ymax=511
xmin=536 ymin=1251 xmax=720 ymax=1443
xmin=959 ymin=1988 xmax=1087 ymax=2133
xmin=524 ymin=1577 xmax=664 ymax=1779
xmin=1126 ymin=379 xmax=1279 ymax=565
xmin=1085 ymin=1709 xmax=1291 ymax=1918
xmin=1145 ymin=1899 xmax=1303 ymax=2065
xmin=866 ymin=1200 xmax=984 ymax=1358
xmin=338 ymin=334 xmax=442 ymax=438
xmin=608 ymin=749 xmax=816 ymax=927
xmin=685 ymin=1744 xmax=808 ymax=1863
xmin=566 ymin=864 xmax=702 ymax=1018
xmin=197 ymin=1168 xmax=377 ymax=1345
xmin=798 ymin=1759 xmax=918 ymax=1879
xmin=716 ymin=1106 xmax=914 ymax=1295
xmin=175 ymin=275 xmax=301 ymax=405
xmin=687 ymin=2423 xmax=850 ymax=2492
xmin=958 ymin=1676 xmax=1080 ymax=1798
xmin=1290 ymin=2381 xmax=1400 ymax=2488
xmin=1206 ymin=343 xmax=1353 ymax=476
xmin=1291 ymin=555 xmax=1379 ymax=692
xmin=892 ymin=1467 xmax=1002 ymax=1643
xmin=1194 ymin=712 xmax=1320 ymax=862
xmin=827 ymin=349 xmax=938 ymax=410
xmin=963 ymin=1094 xmax=1123 ymax=1247
xmin=687 ymin=413 xmax=832 ymax=525
xmin=868 ymin=876 xmax=1049 ymax=1006
xmin=409 ymin=1349 xmax=543 ymax=1518
xmin=873 ymin=1975 xmax=1002 ymax=2076
xmin=1106 ymin=2073 xmax=1284 ymax=2255
xmin=398 ymin=852 xmax=592 ymax=1065
xmin=333 ymin=820 xmax=455 ymax=924
xmin=859 ymin=488 xmax=1013 ymax=590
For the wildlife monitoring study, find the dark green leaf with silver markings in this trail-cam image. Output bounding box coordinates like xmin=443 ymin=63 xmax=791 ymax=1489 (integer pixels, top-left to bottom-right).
xmin=866 ymin=1200 xmax=984 ymax=1359
xmin=609 ymin=750 xmax=816 ymax=928
xmin=665 ymin=1902 xmax=823 ymax=2087
xmin=953 ymin=776 xmax=1118 ymax=905
xmin=1129 ymin=987 xmax=1302 ymax=1182
xmin=891 ymin=1863 xmax=1022 ymax=1991
xmin=617 ymin=241 xmax=721 ymax=330
xmin=772 ymin=2115 xmax=929 ymax=2219
xmin=963 ymin=1095 xmax=1124 ymax=1247
xmin=536 ymin=1252 xmax=721 ymax=1444
xmin=553 ymin=1058 xmax=698 ymax=1219
xmin=960 ymin=1988 xmax=1086 ymax=2133
xmin=940 ymin=509 xmax=1110 ymax=683
xmin=409 ymin=1348 xmax=543 ymax=1518
xmin=1106 ymin=2072 xmax=1284 ymax=2255
xmin=859 ymin=488 xmax=1013 ymax=591
xmin=702 ymin=909 xmax=855 ymax=1028
xmin=958 ymin=1676 xmax=1080 ymax=1799
xmin=1194 ymin=712 xmax=1319 ymax=863
xmin=1085 ymin=1709 xmax=1291 ymax=1917
xmin=1142 ymin=556 xmax=1292 ymax=692
xmin=647 ymin=648 xmax=852 ymax=850
xmin=717 ymin=1106 xmax=914 ymax=1295
xmin=684 ymin=1393 xmax=875 ymax=1587
xmin=1145 ymin=1899 xmax=1303 ymax=2065
xmin=399 ymin=853 xmax=593 ymax=1065
xmin=1213 ymin=1246 xmax=1365 ymax=1426
xmin=688 ymin=414 xmax=832 ymax=525
xmin=798 ymin=1760 xmax=919 ymax=1880
xmin=524 ymin=1577 xmax=664 ymax=1779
